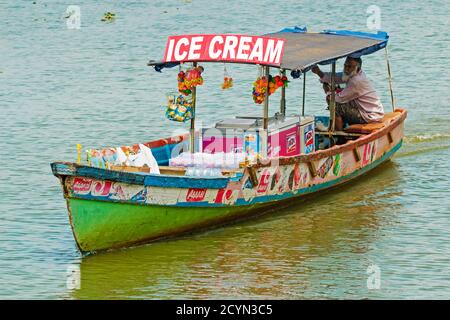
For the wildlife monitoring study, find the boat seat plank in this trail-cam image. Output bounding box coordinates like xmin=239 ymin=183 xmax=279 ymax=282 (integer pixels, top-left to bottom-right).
xmin=344 ymin=111 xmax=402 ymax=134
xmin=316 ymin=131 xmax=364 ymax=137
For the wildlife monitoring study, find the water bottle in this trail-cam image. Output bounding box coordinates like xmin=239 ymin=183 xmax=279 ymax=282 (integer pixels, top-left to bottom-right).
xmin=194 ymin=166 xmax=202 ymax=177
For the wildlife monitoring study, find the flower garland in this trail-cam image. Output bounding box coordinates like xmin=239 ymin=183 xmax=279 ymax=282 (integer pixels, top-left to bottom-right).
xmin=178 ymin=66 xmax=204 ymax=96
xmin=221 ymin=64 xmax=233 ymax=90
xmin=222 ymin=76 xmax=233 ymax=90
xmin=252 ymin=77 xmax=268 ymax=104
xmin=252 ymin=74 xmax=289 ymax=104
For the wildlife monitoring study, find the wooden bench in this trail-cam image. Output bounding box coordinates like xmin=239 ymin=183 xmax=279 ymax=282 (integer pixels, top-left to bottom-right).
xmin=316 ymin=131 xmax=364 ymax=137
xmin=344 ymin=111 xmax=402 ymax=134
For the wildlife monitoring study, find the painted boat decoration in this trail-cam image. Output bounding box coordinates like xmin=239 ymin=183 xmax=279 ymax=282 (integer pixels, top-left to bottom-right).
xmin=51 ymin=28 xmax=407 ymax=254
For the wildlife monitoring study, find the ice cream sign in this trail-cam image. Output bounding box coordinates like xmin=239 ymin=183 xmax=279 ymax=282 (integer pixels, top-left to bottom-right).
xmin=163 ymin=35 xmax=285 ymax=66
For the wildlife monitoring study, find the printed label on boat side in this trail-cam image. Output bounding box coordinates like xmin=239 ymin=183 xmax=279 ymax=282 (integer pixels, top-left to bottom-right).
xmin=371 ymin=140 xmax=378 ymax=162
xmin=362 ymin=141 xmax=377 ymax=167
xmin=304 ymin=124 xmax=314 ymax=154
xmin=91 ymin=180 xmax=113 ymax=197
xmin=72 ymin=177 xmax=93 ymax=194
xmin=317 ymin=157 xmax=334 ymax=179
xmin=129 ymin=187 xmax=147 ymax=203
xmin=257 ymin=169 xmax=271 ymax=193
xmin=186 ymin=188 xmax=207 ymax=202
xmin=333 ymin=154 xmax=342 ymax=176
xmin=286 ymin=133 xmax=297 ymax=154
xmin=215 ymin=188 xmax=234 ymax=204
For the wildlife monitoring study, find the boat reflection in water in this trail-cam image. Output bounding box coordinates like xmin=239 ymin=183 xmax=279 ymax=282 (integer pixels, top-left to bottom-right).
xmin=65 ymin=161 xmax=402 ymax=300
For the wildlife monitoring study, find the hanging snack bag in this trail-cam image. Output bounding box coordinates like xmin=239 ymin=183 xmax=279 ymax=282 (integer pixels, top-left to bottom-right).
xmin=165 ymin=93 xmax=194 ymax=122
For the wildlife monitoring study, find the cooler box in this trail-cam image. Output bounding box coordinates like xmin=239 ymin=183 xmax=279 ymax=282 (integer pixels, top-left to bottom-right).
xmin=201 ymin=118 xmax=254 ymax=154
xmin=201 ymin=115 xmax=314 ymax=157
xmin=236 ymin=115 xmax=315 ymax=156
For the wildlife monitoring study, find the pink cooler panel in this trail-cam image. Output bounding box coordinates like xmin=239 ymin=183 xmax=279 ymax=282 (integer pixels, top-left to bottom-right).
xmin=268 ymin=125 xmax=300 ymax=157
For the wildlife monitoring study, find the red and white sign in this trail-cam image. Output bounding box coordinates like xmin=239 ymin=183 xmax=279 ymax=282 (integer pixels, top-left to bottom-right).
xmin=73 ymin=178 xmax=93 ymax=194
xmin=215 ymin=188 xmax=234 ymax=204
xmin=91 ymin=180 xmax=113 ymax=197
xmin=362 ymin=142 xmax=374 ymax=166
xmin=163 ymin=34 xmax=285 ymax=66
xmin=186 ymin=188 xmax=207 ymax=202
xmin=305 ymin=130 xmax=314 ymax=148
xmin=257 ymin=169 xmax=271 ymax=193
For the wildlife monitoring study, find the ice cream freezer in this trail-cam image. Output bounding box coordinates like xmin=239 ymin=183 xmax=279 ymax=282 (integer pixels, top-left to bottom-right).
xmin=201 ymin=114 xmax=315 ymax=158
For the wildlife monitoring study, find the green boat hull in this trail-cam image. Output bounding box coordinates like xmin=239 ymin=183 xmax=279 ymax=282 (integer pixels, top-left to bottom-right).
xmin=67 ymin=198 xmax=268 ymax=254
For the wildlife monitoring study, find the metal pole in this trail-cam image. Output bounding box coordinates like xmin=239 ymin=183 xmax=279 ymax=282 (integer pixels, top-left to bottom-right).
xmin=280 ymin=69 xmax=286 ymax=115
xmin=262 ymin=66 xmax=270 ymax=158
xmin=385 ymin=47 xmax=396 ymax=112
xmin=329 ymin=62 xmax=336 ymax=133
xmin=263 ymin=66 xmax=270 ymax=130
xmin=190 ymin=62 xmax=197 ymax=153
xmin=302 ymin=72 xmax=306 ymax=117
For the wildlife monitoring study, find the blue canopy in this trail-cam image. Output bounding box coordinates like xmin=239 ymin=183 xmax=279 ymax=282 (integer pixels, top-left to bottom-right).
xmin=268 ymin=28 xmax=388 ymax=74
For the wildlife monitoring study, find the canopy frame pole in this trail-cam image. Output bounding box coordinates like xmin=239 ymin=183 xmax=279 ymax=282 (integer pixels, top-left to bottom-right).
xmin=302 ymin=71 xmax=306 ymax=116
xmin=190 ymin=62 xmax=197 ymax=153
xmin=280 ymin=69 xmax=286 ymax=116
xmin=262 ymin=66 xmax=270 ymax=158
xmin=385 ymin=47 xmax=396 ymax=112
xmin=329 ymin=62 xmax=337 ymax=133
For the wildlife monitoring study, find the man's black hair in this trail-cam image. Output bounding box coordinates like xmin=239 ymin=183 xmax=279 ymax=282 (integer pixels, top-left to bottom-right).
xmin=347 ymin=56 xmax=362 ymax=69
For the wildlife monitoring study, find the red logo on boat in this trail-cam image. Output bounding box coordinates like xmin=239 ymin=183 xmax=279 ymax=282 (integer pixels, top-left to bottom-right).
xmin=293 ymin=164 xmax=301 ymax=186
xmin=257 ymin=169 xmax=271 ymax=193
xmin=317 ymin=157 xmax=334 ymax=178
xmin=305 ymin=130 xmax=313 ymax=147
xmin=72 ymin=178 xmax=92 ymax=194
xmin=91 ymin=180 xmax=113 ymax=197
xmin=215 ymin=189 xmax=234 ymax=204
xmin=186 ymin=188 xmax=207 ymax=202
xmin=362 ymin=143 xmax=373 ymax=166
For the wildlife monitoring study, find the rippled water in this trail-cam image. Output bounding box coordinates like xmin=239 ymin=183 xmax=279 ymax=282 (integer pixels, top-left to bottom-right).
xmin=1 ymin=0 xmax=449 ymax=299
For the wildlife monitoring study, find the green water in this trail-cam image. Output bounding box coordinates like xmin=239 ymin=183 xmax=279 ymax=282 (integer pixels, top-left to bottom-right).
xmin=0 ymin=0 xmax=449 ymax=299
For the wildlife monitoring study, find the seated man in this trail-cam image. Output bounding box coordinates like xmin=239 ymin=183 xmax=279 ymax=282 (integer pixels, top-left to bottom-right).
xmin=311 ymin=56 xmax=384 ymax=131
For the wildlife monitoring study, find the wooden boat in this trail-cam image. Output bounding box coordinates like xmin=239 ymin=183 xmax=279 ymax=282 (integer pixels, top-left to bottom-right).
xmin=51 ymin=28 xmax=407 ymax=254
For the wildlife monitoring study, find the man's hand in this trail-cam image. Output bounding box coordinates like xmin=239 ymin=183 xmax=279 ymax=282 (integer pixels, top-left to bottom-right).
xmin=311 ymin=65 xmax=323 ymax=78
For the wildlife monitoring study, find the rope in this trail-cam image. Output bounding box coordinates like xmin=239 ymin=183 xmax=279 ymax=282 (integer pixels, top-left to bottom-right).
xmin=302 ymin=72 xmax=306 ymax=116
xmin=385 ymin=47 xmax=396 ymax=112
xmin=329 ymin=62 xmax=336 ymax=133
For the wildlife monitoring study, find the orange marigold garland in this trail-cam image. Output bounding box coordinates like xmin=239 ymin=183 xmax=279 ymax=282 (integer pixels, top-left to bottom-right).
xmin=221 ymin=64 xmax=233 ymax=90
xmin=252 ymin=76 xmax=268 ymax=104
xmin=178 ymin=66 xmax=204 ymax=96
xmin=222 ymin=76 xmax=233 ymax=90
xmin=252 ymin=74 xmax=289 ymax=104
